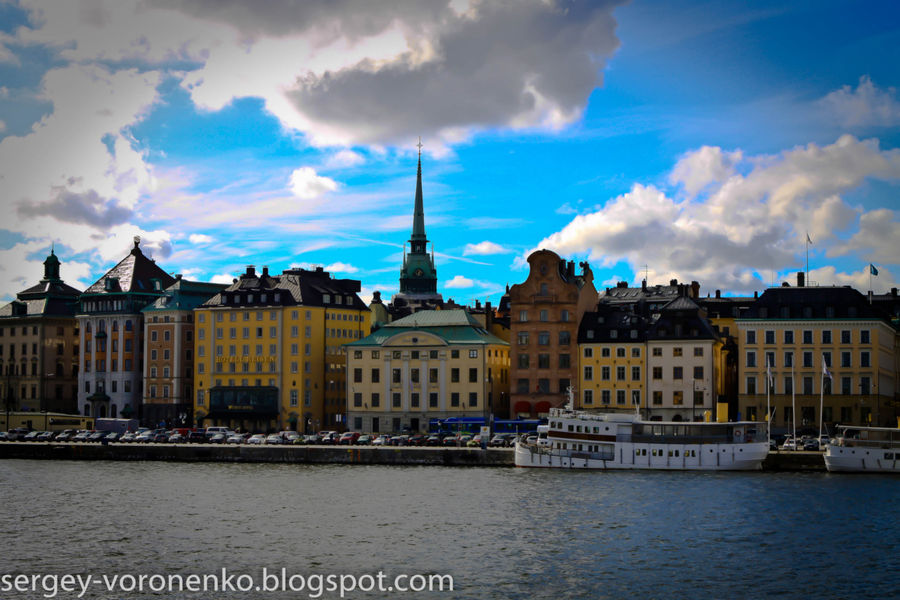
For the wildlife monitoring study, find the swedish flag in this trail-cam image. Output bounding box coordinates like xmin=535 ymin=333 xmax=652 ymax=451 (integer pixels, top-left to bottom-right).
xmin=870 ymin=264 xmax=879 ymax=276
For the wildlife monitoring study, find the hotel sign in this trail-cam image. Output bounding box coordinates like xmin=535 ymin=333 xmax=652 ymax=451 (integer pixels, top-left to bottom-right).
xmin=215 ymin=355 xmax=277 ymax=364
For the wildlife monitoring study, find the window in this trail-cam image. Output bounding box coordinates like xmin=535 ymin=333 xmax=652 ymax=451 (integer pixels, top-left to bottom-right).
xmin=652 ymin=367 xmax=662 ymax=380
xmin=652 ymin=347 xmax=662 ymax=357
xmin=517 ymin=332 xmax=529 ymax=345
xmin=860 ymin=376 xmax=871 ymax=395
xmin=841 ymin=376 xmax=851 ymax=395
xmin=673 ymin=390 xmax=683 ymax=405
xmin=469 ymin=392 xmax=478 ymax=408
xmin=519 ymin=310 xmax=528 ymax=322
xmin=584 ymin=366 xmax=593 ymax=381
xmin=353 ymin=368 xmax=363 ymax=383
xmin=822 ymin=330 xmax=832 ymax=344
xmin=583 ymin=389 xmax=593 ymax=405
xmin=429 ymin=368 xmax=438 ymax=383
xmin=860 ymin=351 xmax=870 ymax=368
xmin=411 ymin=393 xmax=419 ymax=408
xmin=371 ymin=393 xmax=380 ymax=408
xmin=538 ymin=354 xmax=550 ymax=369
xmin=803 ymin=330 xmax=813 ymax=344
xmin=538 ymin=332 xmax=550 ymax=345
xmin=602 ymin=390 xmax=611 ymax=405
xmin=765 ymin=330 xmax=775 ymax=344
xmin=746 ymin=330 xmax=756 ymax=344
xmin=673 ymin=367 xmax=683 ymax=380
xmin=616 ymin=390 xmax=626 ymax=405
xmin=561 ymin=310 xmax=570 ymax=322
xmin=841 ymin=351 xmax=851 ymax=368
xmin=860 ymin=330 xmax=870 ymax=344
xmin=841 ymin=330 xmax=851 ymax=344
xmin=469 ymin=349 xmax=478 ymax=358
xmin=693 ymin=366 xmax=703 ymax=380
xmin=370 ymin=368 xmax=380 ymax=383
xmin=652 ymin=391 xmax=662 ymax=405
xmin=601 ymin=366 xmax=610 ymax=380
xmin=746 ymin=351 xmax=756 ymax=368
xmin=693 ymin=390 xmax=703 ymax=406
xmin=539 ymin=310 xmax=548 ymax=322
xmin=631 ymin=347 xmax=640 ymax=358
xmin=163 ymin=330 xmax=170 ymax=342
xmin=616 ymin=366 xmax=625 ymax=381
xmin=469 ymin=368 xmax=478 ymax=383
xmin=784 ymin=330 xmax=794 ymax=344
xmin=451 ymin=392 xmax=460 ymax=407
xmin=392 ymin=393 xmax=401 ymax=408
xmin=559 ymin=354 xmax=570 ymax=369
xmin=410 ymin=368 xmax=420 ymax=383
xmin=784 ymin=351 xmax=793 ymax=368
xmin=583 ymin=347 xmax=594 ymax=359
xmin=616 ymin=347 xmax=626 ymax=358
xmin=673 ymin=347 xmax=682 ymax=357
xmin=766 ymin=351 xmax=775 ymax=369
xmin=803 ymin=377 xmax=814 ymax=395
xmin=803 ymin=352 xmax=813 ymax=368
xmin=558 ymin=331 xmax=571 ymax=345
xmin=392 ymin=368 xmax=401 ymax=383
xmin=451 ymin=368 xmax=459 ymax=383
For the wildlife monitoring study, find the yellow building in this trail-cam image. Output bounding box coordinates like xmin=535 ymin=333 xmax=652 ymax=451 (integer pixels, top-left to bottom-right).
xmin=735 ymin=285 xmax=898 ymax=430
xmin=193 ymin=266 xmax=370 ymax=433
xmin=345 ymin=309 xmax=509 ymax=433
xmin=577 ymin=308 xmax=646 ymax=411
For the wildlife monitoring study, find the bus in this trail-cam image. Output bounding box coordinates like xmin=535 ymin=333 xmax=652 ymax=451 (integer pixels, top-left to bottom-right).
xmin=428 ymin=417 xmax=544 ymax=435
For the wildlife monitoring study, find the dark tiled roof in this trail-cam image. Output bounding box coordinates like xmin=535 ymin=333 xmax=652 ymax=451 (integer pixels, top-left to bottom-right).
xmin=84 ymin=242 xmax=175 ymax=295
xmin=741 ymin=286 xmax=893 ymax=323
xmin=201 ymin=266 xmax=368 ymax=310
xmin=578 ymin=306 xmax=649 ymax=344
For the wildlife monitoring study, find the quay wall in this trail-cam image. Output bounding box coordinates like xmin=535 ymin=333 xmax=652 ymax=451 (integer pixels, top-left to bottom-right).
xmin=0 ymin=443 xmax=828 ymax=470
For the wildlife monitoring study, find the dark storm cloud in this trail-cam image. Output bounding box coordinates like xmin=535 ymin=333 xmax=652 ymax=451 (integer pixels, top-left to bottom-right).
xmin=17 ymin=187 xmax=134 ymax=228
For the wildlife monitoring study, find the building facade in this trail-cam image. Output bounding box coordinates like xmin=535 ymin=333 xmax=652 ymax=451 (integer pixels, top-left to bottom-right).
xmin=0 ymin=249 xmax=81 ymax=417
xmin=142 ymin=277 xmax=226 ymax=427
xmin=193 ymin=266 xmax=370 ymax=433
xmin=735 ymin=284 xmax=898 ymax=431
xmin=577 ymin=306 xmax=647 ymax=412
xmin=345 ymin=309 xmax=509 ymax=433
xmin=77 ymin=238 xmax=175 ymax=419
xmin=508 ymin=250 xmax=596 ymax=418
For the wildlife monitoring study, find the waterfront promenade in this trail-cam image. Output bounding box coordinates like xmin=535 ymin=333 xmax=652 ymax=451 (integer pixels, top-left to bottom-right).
xmin=0 ymin=442 xmax=826 ymax=470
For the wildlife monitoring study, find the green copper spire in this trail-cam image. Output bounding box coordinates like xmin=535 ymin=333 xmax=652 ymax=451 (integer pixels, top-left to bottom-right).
xmin=410 ymin=138 xmax=427 ymax=248
xmin=399 ymin=139 xmax=438 ymax=296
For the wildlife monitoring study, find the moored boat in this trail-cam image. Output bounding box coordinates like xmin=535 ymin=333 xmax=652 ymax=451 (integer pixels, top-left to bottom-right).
xmin=823 ymin=425 xmax=900 ymax=473
xmin=514 ymin=407 xmax=768 ymax=471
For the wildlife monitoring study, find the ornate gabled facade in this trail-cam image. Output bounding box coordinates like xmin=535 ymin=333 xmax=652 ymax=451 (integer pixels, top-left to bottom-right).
xmin=77 ymin=238 xmax=176 ymax=420
xmin=0 ymin=249 xmax=82 ymax=418
xmin=508 ymin=250 xmax=596 ymax=418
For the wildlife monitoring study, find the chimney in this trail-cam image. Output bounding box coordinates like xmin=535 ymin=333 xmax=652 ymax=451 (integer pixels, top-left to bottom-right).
xmin=754 ymin=291 xmax=758 ymax=299
xmin=641 ymin=279 xmax=647 ymax=292
xmin=617 ymin=281 xmax=628 ymax=288
xmin=797 ymin=272 xmax=805 ymax=287
xmin=262 ymin=266 xmax=269 ymax=278
xmin=567 ymin=261 xmax=575 ymax=278
xmin=691 ymin=281 xmax=700 ymax=299
xmin=715 ymin=289 xmax=721 ymax=299
xmin=245 ymin=265 xmax=256 ymax=278
xmin=892 ymin=288 xmax=897 ymax=298
xmin=670 ymin=279 xmax=678 ymax=286
xmin=175 ymin=274 xmax=182 ymax=281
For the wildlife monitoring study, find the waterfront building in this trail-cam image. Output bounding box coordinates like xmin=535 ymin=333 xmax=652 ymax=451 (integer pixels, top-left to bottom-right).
xmin=0 ymin=249 xmax=81 ymax=417
xmin=645 ymin=296 xmax=717 ymax=421
xmin=577 ymin=305 xmax=647 ymax=412
xmin=193 ymin=265 xmax=370 ymax=433
xmin=77 ymin=238 xmax=175 ymax=419
xmin=508 ymin=250 xmax=596 ymax=418
xmin=141 ymin=277 xmax=226 ymax=427
xmin=735 ymin=279 xmax=898 ymax=430
xmin=345 ymin=309 xmax=509 ymax=433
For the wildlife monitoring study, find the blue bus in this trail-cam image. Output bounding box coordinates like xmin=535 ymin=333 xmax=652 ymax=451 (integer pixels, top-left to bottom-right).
xmin=428 ymin=417 xmax=543 ymax=435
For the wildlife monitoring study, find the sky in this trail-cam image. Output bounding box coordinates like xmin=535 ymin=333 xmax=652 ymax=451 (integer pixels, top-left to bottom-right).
xmin=1 ymin=0 xmax=899 ymax=306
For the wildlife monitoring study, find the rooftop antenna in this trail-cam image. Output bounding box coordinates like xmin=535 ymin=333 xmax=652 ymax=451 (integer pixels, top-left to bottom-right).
xmin=642 ymin=264 xmax=649 ymax=283
xmin=417 ymin=136 xmax=423 ymax=157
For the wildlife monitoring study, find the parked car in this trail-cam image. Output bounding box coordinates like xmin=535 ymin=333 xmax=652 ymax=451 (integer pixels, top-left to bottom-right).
xmin=104 ymin=432 xmax=121 ymax=442
xmin=35 ymin=431 xmax=55 ymax=442
xmin=781 ymin=437 xmax=798 ymax=451
xmin=389 ymin=435 xmax=409 ymax=446
xmin=187 ymin=431 xmax=207 ymax=443
xmin=818 ymin=435 xmax=831 ymax=449
xmin=339 ymin=432 xmax=361 ymax=445
xmin=0 ymin=432 xmax=9 ymax=441
xmin=226 ymin=433 xmax=248 ymax=444
xmin=424 ymin=435 xmax=442 ymax=446
xmin=152 ymin=432 xmax=170 ymax=443
xmin=355 ymin=434 xmax=372 ymax=446
xmin=23 ymin=430 xmax=42 ymax=442
xmin=208 ymin=433 xmax=227 ymax=444
xmin=372 ymin=434 xmax=391 ymax=446
xmin=265 ymin=434 xmax=284 ymax=445
xmin=318 ymin=431 xmax=339 ymax=445
xmin=281 ymin=431 xmax=301 ymax=445
xmin=7 ymin=428 xmax=31 ymax=441
xmin=769 ymin=438 xmax=778 ymax=451
xmin=167 ymin=432 xmax=185 ymax=444
xmin=802 ymin=437 xmax=820 ymax=451
xmin=247 ymin=434 xmax=266 ymax=445
xmin=120 ymin=432 xmax=136 ymax=443
xmin=72 ymin=430 xmax=93 ymax=442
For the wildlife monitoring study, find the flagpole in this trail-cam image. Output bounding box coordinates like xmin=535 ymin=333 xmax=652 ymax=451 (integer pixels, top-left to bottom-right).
xmin=819 ymin=355 xmax=825 ymax=442
xmin=791 ymin=363 xmax=796 ymax=448
xmin=766 ymin=355 xmax=772 ymax=446
xmin=805 ymin=232 xmax=810 ymax=285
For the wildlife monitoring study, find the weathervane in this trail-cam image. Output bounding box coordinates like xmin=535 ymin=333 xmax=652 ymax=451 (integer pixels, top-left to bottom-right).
xmin=417 ymin=136 xmax=423 ymax=157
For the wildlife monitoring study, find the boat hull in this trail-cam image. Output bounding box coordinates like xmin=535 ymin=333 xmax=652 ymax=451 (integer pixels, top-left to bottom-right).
xmin=514 ymin=441 xmax=767 ymax=471
xmin=824 ymin=446 xmax=900 ymax=473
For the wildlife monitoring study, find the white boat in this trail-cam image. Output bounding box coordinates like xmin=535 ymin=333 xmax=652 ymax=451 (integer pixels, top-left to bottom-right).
xmin=823 ymin=425 xmax=900 ymax=473
xmin=514 ymin=407 xmax=769 ymax=471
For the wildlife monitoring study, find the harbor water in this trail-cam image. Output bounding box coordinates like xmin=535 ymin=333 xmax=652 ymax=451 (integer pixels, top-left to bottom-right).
xmin=0 ymin=460 xmax=897 ymax=599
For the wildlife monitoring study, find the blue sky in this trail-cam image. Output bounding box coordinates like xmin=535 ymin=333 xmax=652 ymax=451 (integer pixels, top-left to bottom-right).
xmin=1 ymin=0 xmax=899 ymax=305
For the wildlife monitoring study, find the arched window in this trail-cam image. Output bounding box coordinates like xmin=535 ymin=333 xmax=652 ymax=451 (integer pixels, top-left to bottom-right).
xmin=98 ymin=320 xmax=106 ymax=333
xmin=86 ymin=322 xmax=92 ymax=334
xmin=98 ymin=405 xmax=106 ymax=418
xmin=111 ymin=404 xmax=117 ymax=418
xmin=125 ymin=320 xmax=133 ymax=332
xmin=112 ymin=321 xmax=118 ymax=332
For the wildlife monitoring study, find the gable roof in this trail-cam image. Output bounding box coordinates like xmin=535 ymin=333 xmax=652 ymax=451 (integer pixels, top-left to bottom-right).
xmin=83 ymin=240 xmax=175 ymax=295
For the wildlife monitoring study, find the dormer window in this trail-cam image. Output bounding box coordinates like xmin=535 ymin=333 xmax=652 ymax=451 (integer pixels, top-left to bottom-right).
xmin=247 ymin=294 xmax=254 ymax=303
xmin=323 ymin=294 xmax=330 ymax=304
xmin=610 ymin=330 xmax=617 ymax=339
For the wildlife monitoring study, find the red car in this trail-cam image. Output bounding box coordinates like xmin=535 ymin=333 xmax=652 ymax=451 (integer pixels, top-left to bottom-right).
xmin=338 ymin=432 xmax=360 ymax=445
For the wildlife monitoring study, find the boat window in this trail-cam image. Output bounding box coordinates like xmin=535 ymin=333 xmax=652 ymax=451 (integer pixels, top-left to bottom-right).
xmin=886 ymin=453 xmax=894 ymax=460
xmin=568 ymin=425 xmax=573 ymax=432
xmin=576 ymin=426 xmax=582 ymax=433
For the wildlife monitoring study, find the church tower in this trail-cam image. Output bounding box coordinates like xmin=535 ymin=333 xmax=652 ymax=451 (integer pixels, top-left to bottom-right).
xmin=397 ymin=143 xmax=441 ymax=302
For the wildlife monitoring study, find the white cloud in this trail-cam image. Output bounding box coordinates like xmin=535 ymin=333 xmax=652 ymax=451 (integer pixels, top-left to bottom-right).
xmin=807 ymin=265 xmax=896 ymax=293
xmin=555 ymin=202 xmax=580 ymax=215
xmin=323 ymin=262 xmax=359 ymax=274
xmin=532 ymin=135 xmax=900 ymax=292
xmin=324 ymin=150 xmax=365 ymax=169
xmin=189 ymin=234 xmax=213 ymax=244
xmin=210 ymin=273 xmax=237 ymax=285
xmin=463 ymin=241 xmax=509 ymax=256
xmin=0 ymin=242 xmax=93 ymax=301
xmin=289 ymin=167 xmax=338 ymax=199
xmin=445 ymin=275 xmax=475 ymax=288
xmin=669 ymin=145 xmax=742 ymax=197
xmin=819 ymin=76 xmax=900 ymax=129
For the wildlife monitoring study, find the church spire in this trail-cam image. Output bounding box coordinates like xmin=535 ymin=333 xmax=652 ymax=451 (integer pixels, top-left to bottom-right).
xmin=411 ymin=137 xmax=427 ymax=244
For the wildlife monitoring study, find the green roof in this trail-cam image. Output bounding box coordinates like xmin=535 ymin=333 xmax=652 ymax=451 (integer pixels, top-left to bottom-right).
xmin=347 ymin=309 xmax=507 ymax=347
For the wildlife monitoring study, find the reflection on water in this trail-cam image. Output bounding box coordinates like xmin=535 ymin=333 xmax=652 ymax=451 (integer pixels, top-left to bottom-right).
xmin=0 ymin=461 xmax=897 ymax=599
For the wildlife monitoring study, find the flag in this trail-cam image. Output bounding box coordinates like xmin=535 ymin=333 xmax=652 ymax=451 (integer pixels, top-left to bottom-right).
xmin=766 ymin=356 xmax=774 ymax=387
xmin=822 ymin=359 xmax=832 ymax=381
xmin=806 ymin=232 xmax=812 ymax=244
xmin=870 ymin=263 xmax=878 ymax=276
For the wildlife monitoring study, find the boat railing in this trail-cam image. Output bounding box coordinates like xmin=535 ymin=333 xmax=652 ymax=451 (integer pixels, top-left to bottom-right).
xmin=835 ymin=438 xmax=900 ymax=449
